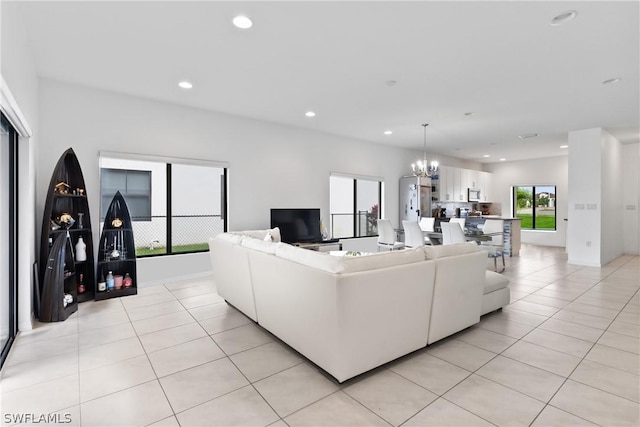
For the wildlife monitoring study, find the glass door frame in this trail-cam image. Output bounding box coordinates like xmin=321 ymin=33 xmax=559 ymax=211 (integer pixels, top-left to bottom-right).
xmin=1 ymin=113 xmax=18 ymax=369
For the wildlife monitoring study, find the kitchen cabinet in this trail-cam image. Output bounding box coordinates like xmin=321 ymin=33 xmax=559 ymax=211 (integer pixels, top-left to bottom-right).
xmin=467 ymin=169 xmax=480 ymax=189
xmin=460 ymin=169 xmax=471 ymax=200
xmin=433 ymin=166 xmax=493 ymax=203
xmin=480 ymin=171 xmax=493 ymax=202
xmin=439 ymin=166 xmax=454 ymax=202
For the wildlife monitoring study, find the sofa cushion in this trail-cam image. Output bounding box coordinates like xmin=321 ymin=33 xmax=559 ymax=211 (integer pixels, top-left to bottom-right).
xmin=424 ymin=242 xmax=479 ymax=259
xmin=270 ymin=227 xmax=282 ymax=243
xmin=484 ymin=271 xmax=510 ymax=294
xmin=339 ymin=248 xmax=426 ymax=274
xmin=215 ymin=233 xmax=244 ymax=245
xmin=241 ymin=236 xmax=280 ymax=254
xmin=233 ymin=227 xmax=282 ymax=243
xmin=275 ymin=243 xmax=344 ymax=273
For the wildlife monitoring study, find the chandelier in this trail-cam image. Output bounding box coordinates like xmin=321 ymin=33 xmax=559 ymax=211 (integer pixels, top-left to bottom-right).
xmin=411 ymin=123 xmax=439 ymax=177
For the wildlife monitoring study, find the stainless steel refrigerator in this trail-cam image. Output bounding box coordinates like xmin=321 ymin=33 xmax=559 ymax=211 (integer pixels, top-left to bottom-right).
xmin=399 ymin=176 xmax=432 ymax=222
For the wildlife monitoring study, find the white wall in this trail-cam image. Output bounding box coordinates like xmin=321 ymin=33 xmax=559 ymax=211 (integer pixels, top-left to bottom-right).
xmin=1 ymin=2 xmax=40 ymax=330
xmin=622 ymin=143 xmax=639 ymax=255
xmin=567 ymin=129 xmax=602 ymax=265
xmin=484 ymin=156 xmax=568 ymax=247
xmin=600 ymin=130 xmax=624 ymax=264
xmin=37 ymin=79 xmax=423 ymax=282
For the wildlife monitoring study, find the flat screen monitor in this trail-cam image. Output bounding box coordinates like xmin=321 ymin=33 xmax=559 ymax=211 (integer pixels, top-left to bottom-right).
xmin=270 ymin=208 xmax=322 ymax=243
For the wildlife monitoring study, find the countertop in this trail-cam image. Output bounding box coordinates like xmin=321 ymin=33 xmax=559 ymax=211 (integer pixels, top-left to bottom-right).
xmin=466 ymin=215 xmax=521 ymax=220
xmin=433 ymin=216 xmax=521 ymax=220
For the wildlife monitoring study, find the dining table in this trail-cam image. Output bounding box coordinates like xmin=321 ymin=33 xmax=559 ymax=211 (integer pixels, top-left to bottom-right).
xmin=426 ymin=231 xmax=501 ymax=245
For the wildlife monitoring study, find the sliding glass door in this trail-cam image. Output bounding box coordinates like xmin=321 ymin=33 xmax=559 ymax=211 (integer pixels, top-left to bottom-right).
xmin=1 ymin=113 xmax=18 ymax=369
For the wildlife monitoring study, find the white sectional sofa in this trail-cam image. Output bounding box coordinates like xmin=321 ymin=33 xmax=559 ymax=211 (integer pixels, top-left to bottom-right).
xmin=209 ymin=229 xmax=509 ymax=383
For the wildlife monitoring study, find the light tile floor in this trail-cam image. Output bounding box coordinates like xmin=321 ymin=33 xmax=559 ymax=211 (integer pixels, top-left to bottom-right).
xmin=1 ymin=246 xmax=639 ymax=426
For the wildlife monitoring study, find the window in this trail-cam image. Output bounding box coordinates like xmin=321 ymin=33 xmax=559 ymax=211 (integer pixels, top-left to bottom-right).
xmin=100 ymin=153 xmax=227 ymax=256
xmin=329 ymin=174 xmax=382 ymax=238
xmin=513 ymin=185 xmax=556 ymax=230
xmin=101 ymin=168 xmax=151 ymax=221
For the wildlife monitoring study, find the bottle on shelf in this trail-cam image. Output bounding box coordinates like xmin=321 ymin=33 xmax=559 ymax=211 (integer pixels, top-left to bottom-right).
xmin=75 ymin=236 xmax=87 ymax=262
xmin=123 ymin=273 xmax=132 ymax=288
xmin=106 ymin=271 xmax=115 ymax=292
xmin=97 ymin=270 xmax=106 ymax=292
xmin=77 ymin=273 xmax=85 ymax=294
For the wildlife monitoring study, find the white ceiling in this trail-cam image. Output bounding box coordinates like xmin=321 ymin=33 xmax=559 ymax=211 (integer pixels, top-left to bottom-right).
xmin=14 ymin=0 xmax=640 ymax=163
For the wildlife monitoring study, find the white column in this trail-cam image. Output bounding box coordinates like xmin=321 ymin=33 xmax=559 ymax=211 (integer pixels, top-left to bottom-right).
xmin=567 ymin=128 xmax=624 ymax=266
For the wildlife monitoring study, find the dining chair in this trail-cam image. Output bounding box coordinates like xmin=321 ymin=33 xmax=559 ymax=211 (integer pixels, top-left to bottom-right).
xmin=418 ymin=217 xmax=435 ymax=232
xmin=377 ymin=219 xmax=405 ymax=251
xmin=450 ymin=217 xmax=466 ymax=231
xmin=402 ymin=220 xmax=425 ymax=248
xmin=418 ymin=217 xmax=435 ymax=245
xmin=479 ymin=219 xmax=505 ymax=272
xmin=441 ymin=222 xmax=466 ymax=245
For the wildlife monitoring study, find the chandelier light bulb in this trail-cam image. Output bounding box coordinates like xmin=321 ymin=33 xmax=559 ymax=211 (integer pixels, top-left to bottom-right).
xmin=411 ymin=123 xmax=439 ymax=178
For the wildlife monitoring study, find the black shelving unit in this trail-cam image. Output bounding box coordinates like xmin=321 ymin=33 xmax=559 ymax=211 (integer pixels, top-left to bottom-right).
xmin=96 ymin=191 xmax=137 ymax=300
xmin=39 ymin=148 xmax=95 ymax=317
xmin=39 ymin=233 xmax=77 ymax=322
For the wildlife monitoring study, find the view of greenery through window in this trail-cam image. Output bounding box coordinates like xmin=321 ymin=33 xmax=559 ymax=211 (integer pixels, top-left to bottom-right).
xmin=514 ymin=185 xmax=556 ymax=230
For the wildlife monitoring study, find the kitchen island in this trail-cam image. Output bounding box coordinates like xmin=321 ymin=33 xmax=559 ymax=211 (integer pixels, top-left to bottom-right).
xmin=465 ymin=216 xmax=521 ymax=256
xmin=432 ymin=216 xmax=521 ymax=256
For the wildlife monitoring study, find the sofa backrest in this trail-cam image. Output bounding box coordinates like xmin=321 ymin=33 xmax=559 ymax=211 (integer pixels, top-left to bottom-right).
xmin=423 ymin=241 xmax=479 ymax=259
xmin=240 ymin=236 xmax=281 ymax=254
xmin=274 ymin=243 xmax=427 ymax=274
xmin=229 ymin=227 xmax=282 ymax=242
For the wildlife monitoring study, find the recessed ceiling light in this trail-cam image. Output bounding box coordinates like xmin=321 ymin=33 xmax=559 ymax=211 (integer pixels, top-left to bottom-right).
xmin=518 ymin=133 xmax=539 ymax=139
xmin=483 ymin=154 xmax=490 ymax=158
xmin=464 ymin=112 xmax=474 ymax=116
xmin=550 ymin=10 xmax=577 ymax=26
xmin=178 ymin=81 xmax=193 ymax=89
xmin=383 ymin=130 xmax=392 ymax=135
xmin=500 ymin=158 xmax=506 ymax=161
xmin=602 ymin=77 xmax=621 ymax=85
xmin=233 ymin=15 xmax=253 ymax=29
xmin=305 ymin=111 xmax=316 ymax=117
xmin=560 ymin=145 xmax=568 ymax=148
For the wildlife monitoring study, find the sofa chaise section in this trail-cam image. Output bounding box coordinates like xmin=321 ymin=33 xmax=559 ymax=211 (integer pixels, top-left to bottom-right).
xmin=209 ymin=234 xmax=260 ymax=321
xmin=424 ymin=242 xmax=489 ymax=344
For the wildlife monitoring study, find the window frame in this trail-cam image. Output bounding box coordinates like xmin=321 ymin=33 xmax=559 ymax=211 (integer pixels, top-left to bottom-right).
xmin=0 ymin=113 xmax=18 ymax=369
xmin=512 ymin=185 xmax=557 ymax=231
xmin=329 ymin=173 xmax=383 ymax=239
xmin=99 ymin=152 xmax=228 ymax=258
xmin=100 ymin=168 xmax=152 ymax=222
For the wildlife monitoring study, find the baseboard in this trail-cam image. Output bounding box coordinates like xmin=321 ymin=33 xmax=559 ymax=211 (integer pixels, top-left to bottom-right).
xmin=138 ymin=271 xmax=213 ymax=288
xmin=567 ymin=257 xmax=602 ymax=267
